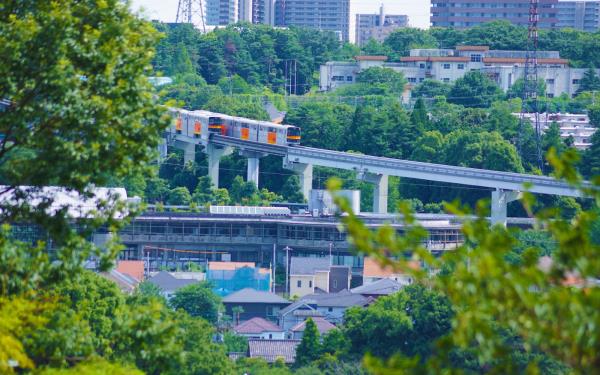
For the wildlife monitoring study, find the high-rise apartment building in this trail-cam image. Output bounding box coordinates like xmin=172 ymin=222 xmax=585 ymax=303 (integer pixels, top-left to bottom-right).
xmin=206 ymin=0 xmax=274 ymax=26
xmin=430 ymin=0 xmax=559 ymax=29
xmin=356 ymin=5 xmax=408 ymax=45
xmin=557 ymin=0 xmax=600 ymax=32
xmin=274 ymin=0 xmax=351 ymax=41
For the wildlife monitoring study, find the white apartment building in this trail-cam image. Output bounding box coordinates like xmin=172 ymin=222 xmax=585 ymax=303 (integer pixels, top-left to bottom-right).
xmin=206 ymin=0 xmax=275 ymax=26
xmin=355 ymin=5 xmax=408 ymax=46
xmin=518 ymin=113 xmax=597 ymax=150
xmin=320 ymin=45 xmax=597 ymax=100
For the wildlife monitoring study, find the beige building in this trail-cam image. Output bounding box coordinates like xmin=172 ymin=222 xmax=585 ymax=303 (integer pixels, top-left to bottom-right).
xmin=289 ymin=257 xmax=331 ymax=298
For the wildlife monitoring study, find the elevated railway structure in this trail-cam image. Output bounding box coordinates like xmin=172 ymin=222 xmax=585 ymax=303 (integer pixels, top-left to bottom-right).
xmin=165 ymin=109 xmax=588 ymax=226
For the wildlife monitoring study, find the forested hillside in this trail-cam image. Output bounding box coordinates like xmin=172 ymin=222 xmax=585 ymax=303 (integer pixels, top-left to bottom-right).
xmin=147 ymin=21 xmax=599 ymax=215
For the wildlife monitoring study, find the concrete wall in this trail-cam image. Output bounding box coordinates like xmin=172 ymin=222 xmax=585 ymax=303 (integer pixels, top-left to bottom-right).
xmin=314 ymin=271 xmax=329 ymax=293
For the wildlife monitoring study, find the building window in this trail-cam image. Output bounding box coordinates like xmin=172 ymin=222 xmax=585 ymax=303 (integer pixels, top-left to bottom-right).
xmin=346 ymin=76 xmax=353 ymax=82
xmin=546 ymin=78 xmax=555 ymax=84
xmin=443 ymin=63 xmax=451 ymax=69
xmin=269 ymin=334 xmax=273 ymax=339
xmin=407 ymin=77 xmax=417 ymax=83
xmin=333 ymin=280 xmax=338 ymax=288
xmin=471 ymin=54 xmax=482 ymax=62
xmin=419 ymin=63 xmax=426 ymax=69
xmin=328 ymin=307 xmax=333 ymax=312
xmin=297 ymin=280 xmax=302 ymax=288
xmin=309 ymin=280 xmax=312 ymax=288
xmin=547 ymin=93 xmax=554 ymax=98
xmin=443 ymin=78 xmax=450 ymax=83
xmin=458 ymin=63 xmax=465 ymax=70
xmin=573 ymin=79 xmax=580 ymax=85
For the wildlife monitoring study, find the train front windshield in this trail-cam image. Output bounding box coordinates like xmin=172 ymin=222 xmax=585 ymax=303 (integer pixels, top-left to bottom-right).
xmin=287 ymin=127 xmax=301 ymax=144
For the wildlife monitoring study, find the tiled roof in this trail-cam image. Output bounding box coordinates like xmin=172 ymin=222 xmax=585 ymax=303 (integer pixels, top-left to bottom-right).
xmin=116 ymin=260 xmax=145 ymax=281
xmin=351 ymin=278 xmax=402 ymax=296
xmin=355 ymin=55 xmax=388 ymax=61
xmin=223 ymin=288 xmax=289 ymax=304
xmin=147 ymin=271 xmax=197 ymax=292
xmin=301 ymin=290 xmax=371 ymax=308
xmin=100 ymin=270 xmax=139 ymax=293
xmin=279 ymin=300 xmax=317 ymax=317
xmin=234 ymin=317 xmax=283 ymax=334
xmin=291 ymin=317 xmax=336 ymax=335
xmin=456 ymin=45 xmax=490 ymax=51
xmin=290 ymin=257 xmax=331 ymax=275
xmin=363 ymin=257 xmax=420 ymax=278
xmin=401 ymin=56 xmax=470 ymax=62
xmin=248 ymin=339 xmax=301 ymax=363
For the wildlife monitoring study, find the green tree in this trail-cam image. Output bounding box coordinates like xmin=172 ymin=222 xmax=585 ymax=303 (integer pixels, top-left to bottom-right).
xmin=588 ymin=103 xmax=600 ymax=128
xmin=145 ymin=177 xmax=170 ymax=203
xmin=169 ymin=282 xmax=222 ymax=324
xmin=167 ymin=187 xmax=192 ymax=206
xmin=321 ymin=329 xmax=350 ymax=359
xmin=355 ymin=67 xmax=407 ymax=96
xmin=384 ymin=28 xmax=438 ymax=59
xmin=295 ymin=318 xmax=322 ymax=367
xmin=576 ymin=67 xmax=600 ymax=94
xmin=582 ymin=129 xmax=600 ymax=178
xmin=281 ymin=175 xmax=305 ymax=203
xmin=410 ymin=98 xmax=429 ymax=132
xmin=542 ymin=122 xmax=567 ymax=156
xmin=224 ymin=331 xmax=248 ymax=353
xmin=448 ymin=71 xmax=503 ymax=108
xmin=411 ymin=80 xmax=452 ymax=99
xmin=507 ymin=78 xmax=547 ymax=99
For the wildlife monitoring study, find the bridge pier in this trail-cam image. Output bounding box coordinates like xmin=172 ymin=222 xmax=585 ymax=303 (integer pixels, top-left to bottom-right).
xmin=240 ymin=151 xmax=268 ymax=187
xmin=491 ymin=189 xmax=521 ymax=226
xmin=157 ymin=139 xmax=168 ymax=162
xmin=174 ymin=141 xmax=197 ymax=165
xmin=283 ymin=161 xmax=313 ymax=201
xmin=360 ymin=172 xmax=389 ymax=214
xmin=205 ymin=143 xmax=233 ymax=188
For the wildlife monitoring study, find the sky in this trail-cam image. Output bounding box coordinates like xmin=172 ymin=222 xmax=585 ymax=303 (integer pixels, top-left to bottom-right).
xmin=130 ymin=0 xmax=431 ymax=29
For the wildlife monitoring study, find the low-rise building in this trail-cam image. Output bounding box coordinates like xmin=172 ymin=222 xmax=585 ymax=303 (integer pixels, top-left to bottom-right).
xmin=248 ymin=339 xmax=300 ymax=364
xmin=223 ymin=288 xmax=290 ymax=322
xmin=207 ymin=261 xmax=271 ymax=296
xmin=351 ymin=278 xmax=403 ymax=299
xmin=320 ymin=46 xmax=595 ymax=99
xmin=356 ymin=5 xmax=408 ymax=46
xmin=362 ymin=257 xmax=417 ymax=286
xmin=146 ymin=271 xmax=198 ymax=299
xmin=234 ymin=317 xmax=285 ymax=340
xmin=517 ymin=113 xmax=597 ymax=150
xmin=289 ymin=257 xmax=351 ymax=297
xmin=290 ymin=317 xmax=336 ymax=340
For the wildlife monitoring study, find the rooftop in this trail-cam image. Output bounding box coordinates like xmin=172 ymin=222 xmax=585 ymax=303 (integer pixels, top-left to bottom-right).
xmin=301 ymin=290 xmax=372 ymax=308
xmin=290 ymin=257 xmax=331 ymax=275
xmin=248 ymin=339 xmax=301 ymax=363
xmin=363 ymin=257 xmax=420 ymax=278
xmin=355 ymin=55 xmax=388 ymax=61
xmin=223 ymin=288 xmax=290 ymax=304
xmin=147 ymin=271 xmax=198 ymax=292
xmin=291 ymin=317 xmax=336 ymax=335
xmin=234 ymin=317 xmax=283 ymax=334
xmin=351 ymin=278 xmax=403 ymax=296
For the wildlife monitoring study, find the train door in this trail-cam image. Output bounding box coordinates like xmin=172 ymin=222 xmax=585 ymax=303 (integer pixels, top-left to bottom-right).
xmin=240 ymin=123 xmax=250 ymax=140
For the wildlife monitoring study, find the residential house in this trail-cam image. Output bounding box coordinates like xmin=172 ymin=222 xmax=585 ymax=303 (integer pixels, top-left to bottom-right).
xmin=279 ymin=290 xmax=371 ymax=330
xmin=362 ymin=257 xmax=417 ymax=286
xmin=234 ymin=317 xmax=285 ymax=340
xmin=116 ymin=260 xmax=145 ymax=281
xmin=146 ymin=271 xmax=198 ymax=299
xmin=289 ymin=257 xmax=351 ymax=298
xmin=248 ymin=339 xmax=301 ymax=364
xmin=99 ymin=270 xmax=140 ymax=294
xmin=223 ymin=288 xmax=290 ymax=322
xmin=289 ymin=257 xmax=330 ymax=297
xmin=351 ymin=278 xmax=403 ymax=299
xmin=290 ymin=317 xmax=336 ymax=340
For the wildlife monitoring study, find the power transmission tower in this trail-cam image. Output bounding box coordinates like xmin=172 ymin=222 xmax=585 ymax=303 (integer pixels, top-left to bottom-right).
xmin=176 ymin=0 xmax=206 ymax=33
xmin=519 ymin=0 xmax=544 ymax=171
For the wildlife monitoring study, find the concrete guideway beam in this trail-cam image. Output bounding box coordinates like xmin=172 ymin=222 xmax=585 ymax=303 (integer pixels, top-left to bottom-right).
xmin=205 ymin=144 xmax=233 ymax=189
xmin=240 ymin=150 xmax=268 ymax=187
xmin=283 ymin=160 xmax=313 ymax=201
xmin=359 ymin=171 xmax=389 ymax=214
xmin=491 ymin=189 xmax=522 ymax=226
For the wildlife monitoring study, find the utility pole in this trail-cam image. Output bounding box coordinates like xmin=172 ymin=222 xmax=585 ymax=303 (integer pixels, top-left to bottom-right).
xmin=272 ymin=243 xmax=276 ymax=293
xmin=329 ymin=242 xmax=333 ymax=266
xmin=284 ymin=246 xmax=292 ymax=296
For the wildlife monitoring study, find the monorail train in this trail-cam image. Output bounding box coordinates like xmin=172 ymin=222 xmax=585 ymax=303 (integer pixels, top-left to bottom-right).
xmin=168 ymin=108 xmax=301 ymax=146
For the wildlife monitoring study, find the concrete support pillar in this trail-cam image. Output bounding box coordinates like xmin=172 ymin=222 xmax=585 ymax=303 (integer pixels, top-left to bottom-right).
xmin=359 ymin=172 xmax=389 ymax=214
xmin=205 ymin=143 xmax=233 ymax=189
xmin=181 ymin=142 xmax=196 ymax=165
xmin=157 ymin=139 xmax=168 ymax=163
xmin=491 ymin=189 xmax=521 ymax=226
xmin=283 ymin=161 xmax=313 ymax=201
xmin=247 ymin=157 xmax=260 ymax=187
xmin=240 ymin=150 xmax=267 ymax=187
